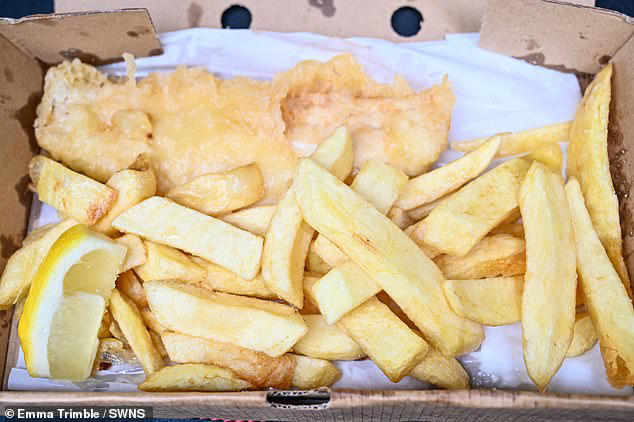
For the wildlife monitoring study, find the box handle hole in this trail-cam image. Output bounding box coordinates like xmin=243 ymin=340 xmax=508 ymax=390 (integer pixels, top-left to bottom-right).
xmin=266 ymin=390 xmax=331 ymax=409
xmin=221 ymin=5 xmax=252 ymax=29
xmin=391 ymin=6 xmax=423 ymax=37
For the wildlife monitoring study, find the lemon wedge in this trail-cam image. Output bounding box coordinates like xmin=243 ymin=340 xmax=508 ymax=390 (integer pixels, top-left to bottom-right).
xmin=18 ymin=225 xmax=126 ymax=380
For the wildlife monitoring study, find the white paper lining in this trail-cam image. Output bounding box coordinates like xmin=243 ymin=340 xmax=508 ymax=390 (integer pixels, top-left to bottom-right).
xmin=8 ymin=29 xmax=632 ymax=396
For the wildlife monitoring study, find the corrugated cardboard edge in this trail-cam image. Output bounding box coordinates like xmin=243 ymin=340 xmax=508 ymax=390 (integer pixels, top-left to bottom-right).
xmin=479 ymin=0 xmax=634 ymax=75
xmin=608 ymin=34 xmax=634 ymax=289
xmin=1 ymin=389 xmax=633 ymax=420
xmin=0 ymin=9 xmax=162 ymax=65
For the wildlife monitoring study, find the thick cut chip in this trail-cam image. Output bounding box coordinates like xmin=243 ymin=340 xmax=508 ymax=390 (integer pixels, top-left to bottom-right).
xmin=567 ymin=64 xmax=631 ymax=295
xmin=149 ymin=330 xmax=168 ymax=359
xmin=308 ymin=160 xmax=408 ymax=319
xmin=139 ymin=363 xmax=252 ymax=392
xmin=443 ymin=276 xmax=523 ymax=326
xmin=376 ymin=291 xmax=418 ymax=330
xmin=93 ymin=168 xmax=156 ymax=236
xmin=290 ymin=354 xmax=341 ymax=389
xmin=310 ymin=126 xmax=354 ymax=180
xmin=409 ymin=348 xmax=470 ymax=390
xmin=0 ymin=254 xmax=33 ymax=308
xmin=311 ymin=262 xmax=381 ymax=324
xmin=498 ymin=208 xmax=522 ymax=227
xmin=490 ymin=222 xmax=525 ymax=238
xmin=576 ymin=284 xmax=586 ymax=307
xmin=192 ymin=257 xmax=277 ymax=299
xmin=396 ymin=135 xmax=501 ymax=210
xmin=166 ymin=163 xmax=264 ymax=216
xmin=406 ymin=193 xmax=451 ymax=222
xmin=145 ymin=281 xmax=307 ymax=357
xmin=433 ymin=234 xmax=525 ymax=280
xmin=387 ymin=206 xmax=414 ymax=230
xmin=162 ymin=332 xmax=295 ymax=388
xmin=141 ymin=308 xmax=167 ymax=334
xmin=293 ymin=159 xmax=483 ymax=356
xmin=419 ymin=158 xmax=530 ymax=257
xmin=527 ymin=143 xmax=563 ymax=174
xmin=261 ymin=189 xmax=314 ymax=307
xmin=29 ymin=156 xmax=117 ymax=225
xmin=109 ymin=320 xmax=127 ymax=344
xmin=312 ymin=235 xmax=349 ymax=268
xmin=115 ymin=234 xmax=146 ymax=272
xmin=134 ymin=240 xmax=206 ymax=283
xmin=566 ymin=178 xmax=634 ymax=387
xmin=312 ymin=160 xmax=407 ymax=266
xmin=404 ymin=225 xmax=442 ymax=260
xmin=293 ymin=314 xmax=365 ymax=360
xmin=452 ymin=122 xmax=570 ymax=157
xmin=115 ymin=271 xmax=147 ymax=309
xmin=566 ymin=312 xmax=598 ymax=358
xmin=22 ymin=221 xmax=67 ymax=246
xmin=98 ymin=310 xmax=113 ymax=339
xmin=302 ymin=275 xmax=321 ymax=314
xmin=221 ymin=205 xmax=275 ymax=236
xmin=94 ymin=337 xmax=138 ymax=369
xmin=109 ymin=289 xmax=164 ymax=375
xmin=0 ymin=219 xmax=78 ymax=309
xmin=337 ymin=297 xmax=428 ymax=382
xmin=351 ymin=160 xmax=408 ymax=214
xmin=300 ymin=300 xmax=321 ymax=315
xmin=520 ymin=162 xmax=576 ymax=391
xmin=305 ymin=242 xmax=332 ymax=275
xmin=112 ymin=196 xmax=263 ymax=280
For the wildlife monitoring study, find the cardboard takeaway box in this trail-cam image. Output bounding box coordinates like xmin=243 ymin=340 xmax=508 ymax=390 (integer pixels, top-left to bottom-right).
xmin=0 ymin=0 xmax=634 ymax=419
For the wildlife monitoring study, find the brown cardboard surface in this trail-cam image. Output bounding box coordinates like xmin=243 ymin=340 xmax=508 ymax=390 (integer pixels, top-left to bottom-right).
xmin=55 ymin=0 xmax=596 ymax=42
xmin=56 ymin=0 xmax=487 ymax=41
xmin=0 ymin=34 xmax=42 ymax=387
xmin=480 ymin=0 xmax=634 ymax=75
xmin=1 ymin=390 xmax=633 ymax=420
xmin=0 ymin=9 xmax=162 ymax=66
xmin=609 ymin=34 xmax=634 ymax=291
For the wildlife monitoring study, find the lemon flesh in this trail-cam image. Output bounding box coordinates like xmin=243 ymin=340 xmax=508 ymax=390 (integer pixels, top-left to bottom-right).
xmin=19 ymin=225 xmax=126 ymax=380
xmin=48 ymin=292 xmax=105 ymax=380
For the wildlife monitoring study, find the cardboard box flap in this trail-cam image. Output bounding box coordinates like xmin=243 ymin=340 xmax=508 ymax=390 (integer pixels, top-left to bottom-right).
xmin=0 ymin=33 xmax=43 ymax=388
xmin=609 ymin=34 xmax=634 ymax=283
xmin=479 ymin=0 xmax=634 ymax=75
xmin=0 ymin=9 xmax=162 ymax=66
xmin=56 ymin=0 xmax=488 ymax=42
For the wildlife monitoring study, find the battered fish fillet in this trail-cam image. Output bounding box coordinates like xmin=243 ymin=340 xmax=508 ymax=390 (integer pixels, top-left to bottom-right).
xmin=35 ymin=55 xmax=454 ymax=204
